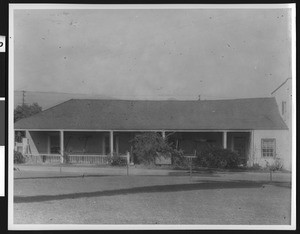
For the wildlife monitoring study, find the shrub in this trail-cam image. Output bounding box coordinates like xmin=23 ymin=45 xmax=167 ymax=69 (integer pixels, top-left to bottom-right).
xmin=130 ymin=132 xmax=186 ymax=166
xmin=171 ymin=149 xmax=189 ymax=168
xmin=265 ymin=157 xmax=283 ymax=171
xmin=110 ymin=154 xmax=127 ymax=167
xmin=15 ymin=131 xmax=25 ymax=143
xmin=14 ymin=151 xmax=26 ymax=164
xmin=195 ymin=144 xmax=241 ymax=169
xmin=131 ymin=132 xmax=173 ymax=165
xmin=251 ymin=163 xmax=262 ymax=170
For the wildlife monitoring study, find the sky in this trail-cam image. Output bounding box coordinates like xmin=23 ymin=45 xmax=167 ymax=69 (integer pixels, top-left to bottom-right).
xmin=13 ymin=7 xmax=292 ymax=108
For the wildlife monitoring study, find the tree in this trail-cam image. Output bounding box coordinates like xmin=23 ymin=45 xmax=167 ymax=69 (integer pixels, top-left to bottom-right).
xmin=130 ymin=132 xmax=181 ymax=165
xmin=14 ymin=103 xmax=42 ymax=123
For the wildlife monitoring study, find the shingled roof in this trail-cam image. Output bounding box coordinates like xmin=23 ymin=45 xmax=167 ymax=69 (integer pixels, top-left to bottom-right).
xmin=14 ymin=97 xmax=288 ymax=130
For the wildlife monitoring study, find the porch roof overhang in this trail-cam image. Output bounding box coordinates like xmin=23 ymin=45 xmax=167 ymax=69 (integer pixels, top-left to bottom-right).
xmin=15 ymin=129 xmax=254 ymax=132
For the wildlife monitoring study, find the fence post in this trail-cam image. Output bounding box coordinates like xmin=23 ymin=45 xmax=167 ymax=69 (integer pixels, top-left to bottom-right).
xmin=126 ymin=151 xmax=130 ymax=176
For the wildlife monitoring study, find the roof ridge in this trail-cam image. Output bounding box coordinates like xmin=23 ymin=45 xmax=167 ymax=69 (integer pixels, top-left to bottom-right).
xmin=70 ymin=97 xmax=274 ymax=102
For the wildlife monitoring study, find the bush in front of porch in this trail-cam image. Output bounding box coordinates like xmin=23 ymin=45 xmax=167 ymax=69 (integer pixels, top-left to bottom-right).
xmin=130 ymin=133 xmax=242 ymax=169
xmin=14 ymin=151 xmax=26 ymax=164
xmin=130 ymin=132 xmax=182 ymax=165
xmin=195 ymin=144 xmax=242 ymax=169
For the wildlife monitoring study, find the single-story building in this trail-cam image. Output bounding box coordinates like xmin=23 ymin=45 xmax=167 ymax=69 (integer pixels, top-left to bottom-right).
xmin=14 ymin=97 xmax=290 ymax=169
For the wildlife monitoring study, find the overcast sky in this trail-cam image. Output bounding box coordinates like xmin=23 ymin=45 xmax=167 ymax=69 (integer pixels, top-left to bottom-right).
xmin=13 ymin=7 xmax=292 ymax=103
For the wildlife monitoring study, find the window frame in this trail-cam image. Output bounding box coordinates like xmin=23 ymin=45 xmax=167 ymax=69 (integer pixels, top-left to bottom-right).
xmin=261 ymin=138 xmax=276 ymax=158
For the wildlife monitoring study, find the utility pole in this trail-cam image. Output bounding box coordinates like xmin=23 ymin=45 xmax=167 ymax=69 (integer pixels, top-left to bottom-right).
xmin=22 ymin=90 xmax=26 ymax=105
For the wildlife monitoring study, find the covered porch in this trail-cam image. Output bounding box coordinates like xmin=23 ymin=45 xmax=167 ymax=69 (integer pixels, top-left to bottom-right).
xmin=17 ymin=129 xmax=252 ymax=166
xmin=166 ymin=131 xmax=252 ymax=165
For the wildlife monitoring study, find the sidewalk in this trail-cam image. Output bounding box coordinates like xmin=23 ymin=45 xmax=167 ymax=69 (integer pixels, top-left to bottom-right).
xmin=13 ymin=164 xmax=291 ymax=182
xmin=14 ymin=164 xmax=184 ymax=176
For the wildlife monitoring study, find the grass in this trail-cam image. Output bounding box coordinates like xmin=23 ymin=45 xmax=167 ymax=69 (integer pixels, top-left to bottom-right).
xmin=13 ymin=170 xmax=291 ymax=225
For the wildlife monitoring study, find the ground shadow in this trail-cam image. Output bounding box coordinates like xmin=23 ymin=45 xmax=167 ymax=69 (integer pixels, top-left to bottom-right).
xmin=168 ymin=171 xmax=220 ymax=177
xmin=14 ymin=179 xmax=290 ymax=204
xmin=14 ymin=174 xmax=119 ymax=180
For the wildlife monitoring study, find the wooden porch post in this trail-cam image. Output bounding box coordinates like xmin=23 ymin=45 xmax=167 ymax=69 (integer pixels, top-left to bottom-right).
xmin=110 ymin=130 xmax=114 ymax=157
xmin=47 ymin=135 xmax=50 ymax=154
xmin=23 ymin=130 xmax=30 ymax=155
xmin=250 ymin=130 xmax=254 ymax=166
xmin=102 ymin=134 xmax=105 ymax=155
xmin=223 ymin=131 xmax=227 ymax=149
xmin=60 ymin=130 xmax=64 ymax=163
xmin=116 ymin=135 xmax=119 ymax=155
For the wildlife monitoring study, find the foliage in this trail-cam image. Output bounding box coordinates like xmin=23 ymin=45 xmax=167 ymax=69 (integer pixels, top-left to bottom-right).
xmin=251 ymin=163 xmax=262 ymax=170
xmin=14 ymin=103 xmax=42 ymax=123
xmin=265 ymin=157 xmax=283 ymax=182
xmin=265 ymin=158 xmax=283 ymax=171
xmin=110 ymin=154 xmax=128 ymax=167
xmin=15 ymin=131 xmax=25 ymax=143
xmin=14 ymin=151 xmax=26 ymax=164
xmin=195 ymin=144 xmax=242 ymax=169
xmin=171 ymin=149 xmax=189 ymax=168
xmin=130 ymin=132 xmax=180 ymax=165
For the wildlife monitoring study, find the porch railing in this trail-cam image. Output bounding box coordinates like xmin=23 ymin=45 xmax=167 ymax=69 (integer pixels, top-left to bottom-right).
xmin=24 ymin=154 xmax=62 ymax=164
xmin=68 ymin=154 xmax=109 ymax=164
xmin=24 ymin=153 xmax=112 ymax=165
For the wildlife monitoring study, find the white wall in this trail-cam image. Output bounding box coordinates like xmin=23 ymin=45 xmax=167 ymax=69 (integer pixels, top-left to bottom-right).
xmin=272 ymin=79 xmax=292 ymax=130
xmin=252 ymin=130 xmax=291 ymax=170
xmin=270 ymin=79 xmax=292 ymax=171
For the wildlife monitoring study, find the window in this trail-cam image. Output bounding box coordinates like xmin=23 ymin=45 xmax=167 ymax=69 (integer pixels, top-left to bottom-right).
xmin=261 ymin=138 xmax=276 ymax=157
xmin=282 ymin=101 xmax=286 ymax=115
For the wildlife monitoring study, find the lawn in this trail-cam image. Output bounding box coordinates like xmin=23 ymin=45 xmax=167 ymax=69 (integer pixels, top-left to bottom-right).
xmin=13 ymin=169 xmax=291 ymax=225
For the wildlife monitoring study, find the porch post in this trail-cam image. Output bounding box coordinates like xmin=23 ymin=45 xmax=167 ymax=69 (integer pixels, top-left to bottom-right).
xmin=116 ymin=135 xmax=119 ymax=155
xmin=23 ymin=130 xmax=30 ymax=155
xmin=110 ymin=130 xmax=114 ymax=157
xmin=60 ymin=130 xmax=64 ymax=163
xmin=250 ymin=130 xmax=254 ymax=166
xmin=162 ymin=131 xmax=166 ymax=139
xmin=102 ymin=134 xmax=105 ymax=155
xmin=223 ymin=131 xmax=227 ymax=149
xmin=47 ymin=135 xmax=50 ymax=154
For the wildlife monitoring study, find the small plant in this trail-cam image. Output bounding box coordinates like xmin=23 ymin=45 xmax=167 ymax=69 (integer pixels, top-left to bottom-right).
xmin=14 ymin=151 xmax=26 ymax=164
xmin=265 ymin=157 xmax=283 ymax=182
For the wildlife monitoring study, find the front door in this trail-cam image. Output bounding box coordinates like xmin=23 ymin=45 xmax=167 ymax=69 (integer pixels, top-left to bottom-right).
xmin=233 ymin=137 xmax=246 ymax=165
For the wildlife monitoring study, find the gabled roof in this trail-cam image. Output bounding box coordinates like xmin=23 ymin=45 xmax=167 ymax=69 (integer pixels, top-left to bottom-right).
xmin=14 ymin=97 xmax=288 ymax=131
xmin=271 ymin=77 xmax=292 ymax=95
